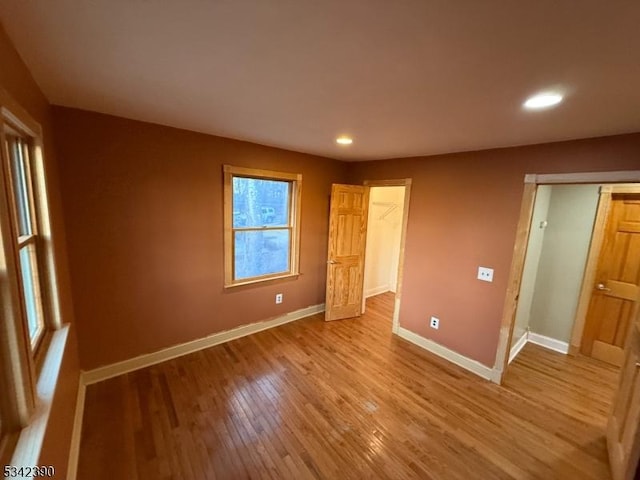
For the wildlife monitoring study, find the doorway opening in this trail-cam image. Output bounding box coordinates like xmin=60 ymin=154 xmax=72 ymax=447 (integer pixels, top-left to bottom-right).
xmin=494 ymin=172 xmax=640 ymax=383
xmin=492 ymin=172 xmax=640 ymax=480
xmin=362 ymin=185 xmax=406 ymax=329
xmin=507 ymin=184 xmax=601 ymax=364
xmin=503 ymin=181 xmax=640 ymax=373
xmin=362 ymin=180 xmax=411 ymax=333
xmin=323 ymin=179 xmax=411 ymax=332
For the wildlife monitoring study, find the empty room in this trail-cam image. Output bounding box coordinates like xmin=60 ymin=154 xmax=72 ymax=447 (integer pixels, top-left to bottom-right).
xmin=1 ymin=2 xmax=640 ymax=479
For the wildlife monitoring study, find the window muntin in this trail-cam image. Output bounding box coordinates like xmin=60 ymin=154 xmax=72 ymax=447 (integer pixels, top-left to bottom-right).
xmin=224 ymin=166 xmax=301 ymax=286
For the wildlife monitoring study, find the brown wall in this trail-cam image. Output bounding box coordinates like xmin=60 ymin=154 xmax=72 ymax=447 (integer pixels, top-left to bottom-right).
xmin=0 ymin=22 xmax=80 ymax=478
xmin=350 ymin=134 xmax=640 ymax=366
xmin=52 ymin=107 xmax=349 ymax=370
xmin=52 ymin=100 xmax=640 ymax=372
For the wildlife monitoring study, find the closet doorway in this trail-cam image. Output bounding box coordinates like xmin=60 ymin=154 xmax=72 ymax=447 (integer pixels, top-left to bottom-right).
xmin=361 ymin=183 xmax=407 ymax=332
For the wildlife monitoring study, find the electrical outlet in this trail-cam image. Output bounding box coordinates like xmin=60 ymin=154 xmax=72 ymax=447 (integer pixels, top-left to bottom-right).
xmin=275 ymin=293 xmax=283 ymax=304
xmin=477 ymin=266 xmax=494 ymax=282
xmin=430 ymin=316 xmax=439 ymax=329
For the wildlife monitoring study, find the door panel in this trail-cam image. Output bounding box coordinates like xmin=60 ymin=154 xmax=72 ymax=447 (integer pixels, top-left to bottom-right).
xmin=325 ymin=184 xmax=369 ymax=321
xmin=582 ymin=194 xmax=640 ymax=366
xmin=607 ymin=319 xmax=640 ymax=480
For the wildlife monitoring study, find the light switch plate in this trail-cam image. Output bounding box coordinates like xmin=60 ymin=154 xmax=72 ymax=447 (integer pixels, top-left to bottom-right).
xmin=477 ymin=267 xmax=494 ymax=282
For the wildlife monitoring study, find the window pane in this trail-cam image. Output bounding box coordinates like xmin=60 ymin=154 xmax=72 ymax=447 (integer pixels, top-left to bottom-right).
xmin=234 ymin=229 xmax=290 ymax=280
xmin=19 ymin=245 xmax=44 ymax=343
xmin=8 ymin=138 xmax=32 ymax=236
xmin=232 ymin=177 xmax=290 ymax=228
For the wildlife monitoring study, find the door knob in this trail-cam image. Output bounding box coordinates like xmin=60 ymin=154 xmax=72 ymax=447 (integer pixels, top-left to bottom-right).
xmin=327 ymin=260 xmax=338 ymax=265
xmin=596 ymin=283 xmax=611 ymax=291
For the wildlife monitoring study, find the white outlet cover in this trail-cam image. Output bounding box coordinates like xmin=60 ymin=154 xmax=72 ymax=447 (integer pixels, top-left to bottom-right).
xmin=275 ymin=293 xmax=283 ymax=304
xmin=477 ymin=267 xmax=494 ymax=282
xmin=430 ymin=316 xmax=439 ymax=329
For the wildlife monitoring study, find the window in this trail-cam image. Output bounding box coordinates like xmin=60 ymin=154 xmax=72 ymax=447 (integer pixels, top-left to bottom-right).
xmin=0 ymin=97 xmax=62 ymax=464
xmin=223 ymin=165 xmax=302 ymax=286
xmin=5 ymin=133 xmax=46 ymax=349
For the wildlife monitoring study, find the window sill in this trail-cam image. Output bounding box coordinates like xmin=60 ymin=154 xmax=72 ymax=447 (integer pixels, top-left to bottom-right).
xmin=9 ymin=325 xmax=69 ymax=472
xmin=225 ymin=272 xmax=300 ymax=289
xmin=33 ymin=329 xmax=54 ymax=378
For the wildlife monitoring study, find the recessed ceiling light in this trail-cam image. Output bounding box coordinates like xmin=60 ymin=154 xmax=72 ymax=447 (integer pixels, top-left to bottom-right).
xmin=336 ymin=136 xmax=353 ymax=145
xmin=523 ymin=92 xmax=564 ymax=110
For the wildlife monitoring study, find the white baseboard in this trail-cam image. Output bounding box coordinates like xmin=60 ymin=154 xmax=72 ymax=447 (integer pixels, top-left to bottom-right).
xmin=489 ymin=368 xmax=503 ymax=384
xmin=509 ymin=332 xmax=529 ymax=364
xmin=66 ymin=380 xmax=86 ymax=480
xmin=397 ymin=327 xmax=493 ymax=380
xmin=82 ymin=303 xmax=325 ymax=385
xmin=365 ymin=285 xmax=390 ymax=298
xmin=528 ymin=332 xmax=569 ymax=354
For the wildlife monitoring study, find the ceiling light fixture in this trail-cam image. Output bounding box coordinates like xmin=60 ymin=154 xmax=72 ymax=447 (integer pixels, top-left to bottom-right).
xmin=336 ymin=136 xmax=353 ymax=145
xmin=523 ymin=92 xmax=564 ymax=110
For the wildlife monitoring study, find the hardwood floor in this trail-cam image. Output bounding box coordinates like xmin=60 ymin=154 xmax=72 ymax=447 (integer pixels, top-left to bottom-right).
xmin=78 ymin=292 xmax=619 ymax=479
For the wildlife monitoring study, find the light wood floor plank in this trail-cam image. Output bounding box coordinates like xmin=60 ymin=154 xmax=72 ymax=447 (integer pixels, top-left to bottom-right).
xmin=78 ymin=292 xmax=618 ymax=479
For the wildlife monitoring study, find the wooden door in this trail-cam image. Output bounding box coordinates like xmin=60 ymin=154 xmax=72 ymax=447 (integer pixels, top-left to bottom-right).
xmin=607 ymin=314 xmax=640 ymax=480
xmin=325 ymin=184 xmax=369 ymax=321
xmin=581 ymin=194 xmax=640 ymax=366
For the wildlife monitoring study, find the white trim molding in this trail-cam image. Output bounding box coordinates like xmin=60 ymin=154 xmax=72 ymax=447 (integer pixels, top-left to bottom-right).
xmin=66 ymin=380 xmax=86 ymax=480
xmin=397 ymin=327 xmax=493 ymax=380
xmin=365 ymin=285 xmax=390 ymax=298
xmin=508 ymin=332 xmax=529 ymax=364
xmin=527 ymin=332 xmax=570 ymax=354
xmin=82 ymin=303 xmax=325 ymax=385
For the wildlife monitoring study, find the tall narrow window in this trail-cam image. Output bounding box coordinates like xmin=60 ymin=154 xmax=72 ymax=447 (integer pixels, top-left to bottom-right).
xmin=5 ymin=133 xmax=46 ymax=349
xmin=0 ymin=96 xmax=62 ymax=466
xmin=224 ymin=166 xmax=302 ymax=287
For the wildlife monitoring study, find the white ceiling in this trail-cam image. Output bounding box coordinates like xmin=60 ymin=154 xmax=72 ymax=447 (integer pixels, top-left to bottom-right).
xmin=1 ymin=1 xmax=639 ymax=161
